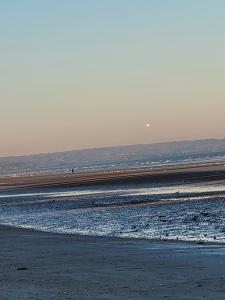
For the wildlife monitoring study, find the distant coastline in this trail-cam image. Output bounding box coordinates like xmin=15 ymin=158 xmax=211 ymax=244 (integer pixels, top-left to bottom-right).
xmin=1 ymin=137 xmax=225 ymax=177
xmin=1 ymin=160 xmax=225 ymax=192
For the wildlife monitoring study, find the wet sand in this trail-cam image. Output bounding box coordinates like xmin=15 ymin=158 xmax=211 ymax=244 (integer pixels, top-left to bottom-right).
xmin=1 ymin=161 xmax=225 ymax=192
xmin=1 ymin=162 xmax=225 ymax=299
xmin=1 ymin=225 xmax=225 ymax=299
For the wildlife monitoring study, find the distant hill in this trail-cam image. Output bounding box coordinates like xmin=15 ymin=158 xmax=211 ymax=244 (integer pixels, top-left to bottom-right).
xmin=1 ymin=138 xmax=225 ymax=176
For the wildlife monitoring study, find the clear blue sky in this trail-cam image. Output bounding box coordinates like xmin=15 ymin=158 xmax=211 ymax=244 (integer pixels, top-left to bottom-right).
xmin=1 ymin=0 xmax=225 ymax=156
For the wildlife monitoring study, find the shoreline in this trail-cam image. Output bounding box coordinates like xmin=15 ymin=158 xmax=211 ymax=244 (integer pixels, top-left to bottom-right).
xmin=2 ymin=162 xmax=225 ymax=298
xmin=1 ymin=224 xmax=225 ymax=299
xmin=1 ymin=160 xmax=225 ymax=192
xmin=1 ymin=222 xmax=225 ymax=246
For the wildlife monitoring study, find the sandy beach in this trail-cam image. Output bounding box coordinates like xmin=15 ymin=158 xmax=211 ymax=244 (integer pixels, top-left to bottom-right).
xmin=2 ymin=0 xmax=225 ymax=298
xmin=1 ymin=225 xmax=225 ymax=300
xmin=1 ymin=163 xmax=225 ymax=299
xmin=1 ymin=161 xmax=225 ymax=192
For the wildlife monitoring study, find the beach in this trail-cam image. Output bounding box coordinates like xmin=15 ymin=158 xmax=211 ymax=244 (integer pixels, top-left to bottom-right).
xmin=1 ymin=163 xmax=225 ymax=299
xmin=1 ymin=161 xmax=225 ymax=192
xmin=2 ymin=0 xmax=225 ymax=298
xmin=1 ymin=162 xmax=225 ymax=242
xmin=1 ymin=225 xmax=225 ymax=300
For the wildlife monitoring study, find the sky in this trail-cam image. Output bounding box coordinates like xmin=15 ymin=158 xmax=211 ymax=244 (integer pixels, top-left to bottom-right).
xmin=1 ymin=0 xmax=225 ymax=156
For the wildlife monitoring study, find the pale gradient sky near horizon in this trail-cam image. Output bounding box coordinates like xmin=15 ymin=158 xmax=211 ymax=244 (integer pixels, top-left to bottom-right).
xmin=1 ymin=0 xmax=225 ymax=156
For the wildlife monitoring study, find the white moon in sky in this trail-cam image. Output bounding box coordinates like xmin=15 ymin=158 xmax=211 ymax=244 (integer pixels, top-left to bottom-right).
xmin=146 ymin=123 xmax=150 ymax=127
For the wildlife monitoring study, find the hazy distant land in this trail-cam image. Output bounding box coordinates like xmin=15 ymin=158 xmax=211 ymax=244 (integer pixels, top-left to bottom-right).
xmin=1 ymin=138 xmax=225 ymax=176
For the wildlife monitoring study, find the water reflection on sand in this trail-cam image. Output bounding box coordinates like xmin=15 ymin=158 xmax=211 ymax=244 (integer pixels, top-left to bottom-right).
xmin=1 ymin=180 xmax=225 ymax=243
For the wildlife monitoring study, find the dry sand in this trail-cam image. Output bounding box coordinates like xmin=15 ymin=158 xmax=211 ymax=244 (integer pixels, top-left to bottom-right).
xmin=1 ymin=225 xmax=225 ymax=300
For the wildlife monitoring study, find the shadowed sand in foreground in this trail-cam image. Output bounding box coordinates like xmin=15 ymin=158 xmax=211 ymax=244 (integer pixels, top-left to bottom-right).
xmin=1 ymin=225 xmax=225 ymax=300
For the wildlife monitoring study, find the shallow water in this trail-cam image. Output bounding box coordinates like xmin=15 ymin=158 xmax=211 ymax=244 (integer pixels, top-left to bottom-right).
xmin=1 ymin=180 xmax=225 ymax=243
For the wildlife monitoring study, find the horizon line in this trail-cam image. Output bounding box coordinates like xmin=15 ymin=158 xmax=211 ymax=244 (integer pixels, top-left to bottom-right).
xmin=1 ymin=137 xmax=225 ymax=160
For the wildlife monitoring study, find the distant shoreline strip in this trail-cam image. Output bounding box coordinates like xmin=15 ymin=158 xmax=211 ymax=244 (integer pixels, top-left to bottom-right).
xmin=1 ymin=161 xmax=225 ymax=192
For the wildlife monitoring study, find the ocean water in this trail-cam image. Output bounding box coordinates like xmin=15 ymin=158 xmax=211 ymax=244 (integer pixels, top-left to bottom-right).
xmin=1 ymin=180 xmax=225 ymax=243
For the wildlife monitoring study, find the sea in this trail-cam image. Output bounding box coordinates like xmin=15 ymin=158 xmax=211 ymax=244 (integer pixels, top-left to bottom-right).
xmin=1 ymin=153 xmax=225 ymax=243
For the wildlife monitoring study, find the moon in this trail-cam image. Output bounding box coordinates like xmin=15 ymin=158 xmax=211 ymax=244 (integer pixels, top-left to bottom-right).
xmin=146 ymin=123 xmax=150 ymax=127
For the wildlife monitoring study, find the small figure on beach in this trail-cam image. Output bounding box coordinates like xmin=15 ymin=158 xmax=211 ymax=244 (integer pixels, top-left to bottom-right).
xmin=72 ymin=168 xmax=74 ymax=174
